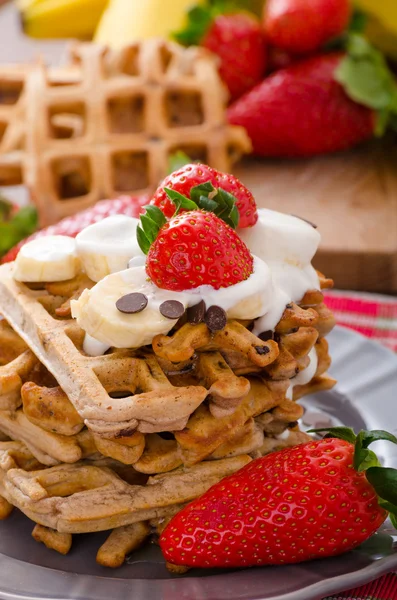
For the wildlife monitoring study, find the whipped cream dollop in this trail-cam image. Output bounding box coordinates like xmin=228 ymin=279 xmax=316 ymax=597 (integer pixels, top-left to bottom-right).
xmin=286 ymin=347 xmax=318 ymax=400
xmin=239 ymin=209 xmax=320 ymax=334
xmin=69 ymin=207 xmax=321 ymax=355
xmin=75 ymin=215 xmax=144 ymax=282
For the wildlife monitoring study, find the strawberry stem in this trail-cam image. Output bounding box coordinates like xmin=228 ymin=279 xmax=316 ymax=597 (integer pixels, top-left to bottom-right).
xmin=137 ymin=205 xmax=167 ymax=255
xmin=310 ymin=426 xmax=397 ymax=525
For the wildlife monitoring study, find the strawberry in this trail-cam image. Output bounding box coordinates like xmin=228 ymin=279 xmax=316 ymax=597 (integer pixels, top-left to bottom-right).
xmin=1 ymin=194 xmax=149 ymax=264
xmin=137 ymin=206 xmax=254 ymax=291
xmin=150 ymin=163 xmax=258 ymax=228
xmin=175 ymin=5 xmax=266 ymax=102
xmin=227 ymin=53 xmax=375 ymax=157
xmin=160 ymin=427 xmax=397 ymax=568
xmin=263 ymin=0 xmax=351 ymax=55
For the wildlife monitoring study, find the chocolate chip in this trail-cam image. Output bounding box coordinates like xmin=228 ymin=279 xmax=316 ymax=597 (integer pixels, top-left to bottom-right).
xmin=187 ymin=300 xmax=206 ymax=325
xmin=286 ymin=303 xmax=293 ymax=309
xmin=290 ymin=214 xmax=318 ymax=229
xmin=288 ymin=421 xmax=298 ymax=429
xmin=116 ymin=293 xmax=148 ymax=314
xmin=159 ymin=300 xmax=185 ymax=320
xmin=258 ymin=330 xmax=274 ymax=342
xmin=255 ymin=345 xmax=270 ymax=355
xmin=205 ymin=305 xmax=227 ymax=332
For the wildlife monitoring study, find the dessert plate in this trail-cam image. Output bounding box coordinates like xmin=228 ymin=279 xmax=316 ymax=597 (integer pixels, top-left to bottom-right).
xmin=0 ymin=325 xmax=396 ymax=600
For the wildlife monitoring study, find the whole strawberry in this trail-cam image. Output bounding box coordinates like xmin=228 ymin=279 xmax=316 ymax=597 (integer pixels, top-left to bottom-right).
xmin=175 ymin=5 xmax=266 ymax=102
xmin=228 ymin=53 xmax=375 ymax=157
xmin=160 ymin=428 xmax=397 ymax=568
xmin=263 ymin=0 xmax=351 ymax=54
xmin=138 ymin=203 xmax=253 ymax=291
xmin=1 ymin=194 xmax=149 ymax=264
xmin=150 ymin=163 xmax=258 ymax=228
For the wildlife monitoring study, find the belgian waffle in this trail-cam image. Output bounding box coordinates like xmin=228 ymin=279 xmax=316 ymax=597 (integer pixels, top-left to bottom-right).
xmin=0 ymin=259 xmax=335 ymax=567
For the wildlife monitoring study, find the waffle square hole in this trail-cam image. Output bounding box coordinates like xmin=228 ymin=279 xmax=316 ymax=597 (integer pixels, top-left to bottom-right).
xmin=107 ymin=95 xmax=145 ymax=134
xmin=165 ymin=91 xmax=204 ymax=128
xmin=0 ymin=121 xmax=7 ymax=143
xmin=112 ymin=151 xmax=149 ymax=192
xmin=52 ymin=156 xmax=92 ymax=200
xmin=48 ymin=102 xmax=86 ymax=139
xmin=0 ymin=80 xmax=23 ymax=105
xmin=117 ymin=46 xmax=140 ymax=76
xmin=169 ymin=144 xmax=208 ymax=163
xmin=0 ymin=161 xmax=23 ymax=186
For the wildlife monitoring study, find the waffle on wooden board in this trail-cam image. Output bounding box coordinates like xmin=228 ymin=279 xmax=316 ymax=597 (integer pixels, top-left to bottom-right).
xmin=0 ymin=257 xmax=336 ymax=567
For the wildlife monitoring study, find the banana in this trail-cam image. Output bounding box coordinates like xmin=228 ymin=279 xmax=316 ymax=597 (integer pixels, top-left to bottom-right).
xmin=94 ymin=0 xmax=199 ymax=48
xmin=13 ymin=236 xmax=80 ymax=283
xmin=19 ymin=0 xmax=108 ymax=40
xmin=71 ymin=266 xmax=187 ymax=350
xmin=75 ymin=215 xmax=144 ymax=283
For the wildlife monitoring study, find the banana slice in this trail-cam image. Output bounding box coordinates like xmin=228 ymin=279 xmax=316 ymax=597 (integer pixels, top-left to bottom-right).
xmin=75 ymin=215 xmax=144 ymax=283
xmin=13 ymin=236 xmax=80 ymax=283
xmin=71 ymin=266 xmax=190 ymax=351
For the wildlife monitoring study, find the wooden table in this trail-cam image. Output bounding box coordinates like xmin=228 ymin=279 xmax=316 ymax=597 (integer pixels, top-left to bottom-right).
xmin=1 ymin=2 xmax=396 ymax=292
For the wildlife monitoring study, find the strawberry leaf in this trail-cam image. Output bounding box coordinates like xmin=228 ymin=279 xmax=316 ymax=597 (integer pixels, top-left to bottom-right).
xmin=308 ymin=426 xmax=357 ymax=444
xmin=137 ymin=205 xmax=167 ymax=255
xmin=173 ymin=5 xmax=214 ymax=46
xmin=354 ymin=430 xmax=397 ymax=471
xmin=335 ymin=34 xmax=397 ymax=135
xmin=189 ymin=182 xmax=217 ymax=204
xmin=366 ymin=467 xmax=397 ymax=507
xmin=164 ymin=188 xmax=198 ymax=215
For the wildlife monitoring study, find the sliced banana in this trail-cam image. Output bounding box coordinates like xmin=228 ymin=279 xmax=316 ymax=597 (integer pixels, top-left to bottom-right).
xmin=75 ymin=215 xmax=144 ymax=283
xmin=71 ymin=266 xmax=190 ymax=351
xmin=13 ymin=236 xmax=80 ymax=283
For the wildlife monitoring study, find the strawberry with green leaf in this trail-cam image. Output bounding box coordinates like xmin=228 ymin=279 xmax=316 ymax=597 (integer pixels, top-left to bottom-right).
xmin=175 ymin=2 xmax=266 ymax=101
xmin=138 ymin=194 xmax=253 ymax=291
xmin=160 ymin=427 xmax=397 ymax=568
xmin=228 ymin=35 xmax=397 ymax=157
xmin=150 ymin=163 xmax=258 ymax=228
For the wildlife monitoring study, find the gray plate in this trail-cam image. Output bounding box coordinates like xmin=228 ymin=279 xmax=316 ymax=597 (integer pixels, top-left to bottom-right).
xmin=0 ymin=325 xmax=397 ymax=600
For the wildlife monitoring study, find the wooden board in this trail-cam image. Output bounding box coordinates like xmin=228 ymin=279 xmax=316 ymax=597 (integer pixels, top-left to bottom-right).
xmin=0 ymin=3 xmax=396 ymax=292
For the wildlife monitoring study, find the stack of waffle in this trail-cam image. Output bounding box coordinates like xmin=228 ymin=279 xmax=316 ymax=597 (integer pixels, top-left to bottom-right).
xmin=0 ymin=40 xmax=250 ymax=226
xmin=0 ymin=260 xmax=336 ymax=569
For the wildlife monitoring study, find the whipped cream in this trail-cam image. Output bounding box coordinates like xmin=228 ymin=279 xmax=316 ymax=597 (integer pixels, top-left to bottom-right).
xmin=75 ymin=215 xmax=144 ymax=282
xmin=70 ymin=207 xmax=322 ymax=355
xmin=239 ymin=209 xmax=320 ymax=334
xmin=286 ymin=347 xmax=318 ymax=400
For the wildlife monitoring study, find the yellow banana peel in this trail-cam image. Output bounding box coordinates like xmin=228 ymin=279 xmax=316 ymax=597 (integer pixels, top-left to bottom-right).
xmin=95 ymin=0 xmax=200 ymax=48
xmin=20 ymin=0 xmax=108 ymax=39
xmin=355 ymin=0 xmax=397 ymax=59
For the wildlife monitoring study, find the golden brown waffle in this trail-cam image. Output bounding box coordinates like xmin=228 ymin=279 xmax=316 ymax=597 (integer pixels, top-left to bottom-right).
xmin=0 ymin=259 xmax=336 ymax=566
xmin=20 ymin=40 xmax=249 ymax=226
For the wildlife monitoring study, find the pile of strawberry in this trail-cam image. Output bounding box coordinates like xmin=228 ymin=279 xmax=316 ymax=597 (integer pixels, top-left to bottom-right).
xmin=176 ymin=0 xmax=397 ymax=157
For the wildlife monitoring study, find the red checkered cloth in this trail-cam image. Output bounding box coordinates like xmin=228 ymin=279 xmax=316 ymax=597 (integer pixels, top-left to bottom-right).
xmin=322 ymin=291 xmax=397 ymax=599
xmin=324 ymin=290 xmax=397 ymax=352
xmin=323 ymin=572 xmax=397 ymax=599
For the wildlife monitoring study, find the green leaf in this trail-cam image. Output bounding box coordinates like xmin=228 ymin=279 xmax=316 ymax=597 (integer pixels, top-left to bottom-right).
xmin=366 ymin=467 xmax=397 ymax=507
xmin=355 ymin=448 xmax=381 ymax=472
xmin=137 ymin=205 xmax=167 ymax=254
xmin=197 ymin=196 xmax=219 ymax=213
xmin=335 ymin=34 xmax=397 ymax=135
xmin=142 ymin=205 xmax=167 ymax=228
xmin=378 ymin=499 xmax=397 ymax=515
xmin=308 ymin=427 xmax=357 ymax=444
xmin=353 ymin=429 xmax=397 ymax=471
xmin=168 ymin=151 xmax=192 ymax=174
xmin=349 ymin=9 xmax=367 ymax=34
xmin=164 ymin=188 xmax=198 ymax=215
xmin=136 ymin=226 xmax=151 ymax=255
xmin=173 ymin=5 xmax=214 ymax=46
xmin=190 ymin=182 xmax=216 ymax=204
xmin=10 ymin=206 xmax=38 ymax=237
